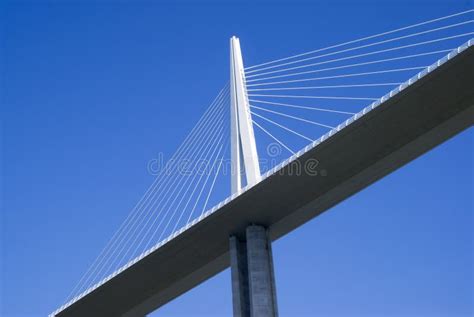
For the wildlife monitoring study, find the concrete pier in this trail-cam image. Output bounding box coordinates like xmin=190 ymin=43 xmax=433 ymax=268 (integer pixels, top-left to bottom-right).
xmin=230 ymin=225 xmax=278 ymax=317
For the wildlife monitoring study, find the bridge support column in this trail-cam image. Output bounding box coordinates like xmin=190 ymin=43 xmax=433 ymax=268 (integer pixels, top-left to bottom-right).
xmin=230 ymin=225 xmax=278 ymax=317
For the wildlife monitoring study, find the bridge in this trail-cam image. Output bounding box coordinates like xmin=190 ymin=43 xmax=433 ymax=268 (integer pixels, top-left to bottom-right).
xmin=51 ymin=10 xmax=474 ymax=317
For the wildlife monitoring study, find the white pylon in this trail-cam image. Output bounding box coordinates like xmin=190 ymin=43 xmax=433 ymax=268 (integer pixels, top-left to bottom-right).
xmin=230 ymin=36 xmax=261 ymax=194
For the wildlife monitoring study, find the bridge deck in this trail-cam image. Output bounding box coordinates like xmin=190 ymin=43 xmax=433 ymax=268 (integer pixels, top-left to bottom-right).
xmin=54 ymin=43 xmax=474 ymax=317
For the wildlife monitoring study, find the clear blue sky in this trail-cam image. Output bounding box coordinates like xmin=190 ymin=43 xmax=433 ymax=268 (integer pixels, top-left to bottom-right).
xmin=1 ymin=1 xmax=473 ymax=316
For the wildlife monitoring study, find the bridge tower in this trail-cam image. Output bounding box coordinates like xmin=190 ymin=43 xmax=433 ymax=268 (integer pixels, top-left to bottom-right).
xmin=230 ymin=36 xmax=261 ymax=193
xmin=229 ymin=36 xmax=279 ymax=317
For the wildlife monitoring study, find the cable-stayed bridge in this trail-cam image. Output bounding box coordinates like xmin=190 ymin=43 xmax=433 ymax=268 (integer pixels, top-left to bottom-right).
xmin=52 ymin=9 xmax=474 ymax=317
